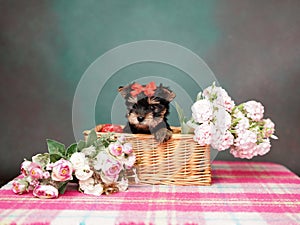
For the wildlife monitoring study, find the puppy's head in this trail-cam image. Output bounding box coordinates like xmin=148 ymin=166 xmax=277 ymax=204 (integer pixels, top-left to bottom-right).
xmin=119 ymin=82 xmax=176 ymax=130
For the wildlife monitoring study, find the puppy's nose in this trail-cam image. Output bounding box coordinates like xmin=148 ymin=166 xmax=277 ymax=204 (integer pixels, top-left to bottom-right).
xmin=137 ymin=116 xmax=144 ymax=122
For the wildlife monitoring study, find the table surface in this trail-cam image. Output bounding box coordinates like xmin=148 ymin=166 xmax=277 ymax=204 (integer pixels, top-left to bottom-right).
xmin=0 ymin=161 xmax=299 ymax=225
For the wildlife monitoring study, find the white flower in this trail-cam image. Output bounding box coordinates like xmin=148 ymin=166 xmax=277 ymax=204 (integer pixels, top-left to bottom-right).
xmin=132 ymin=167 xmax=140 ymax=183
xmin=108 ymin=143 xmax=123 ymax=157
xmin=230 ymin=130 xmax=258 ymax=159
xmin=232 ymin=108 xmax=245 ymax=119
xmin=93 ymin=151 xmax=110 ymax=171
xmin=202 ymin=85 xmax=235 ymax=112
xmin=191 ymin=99 xmax=213 ymax=123
xmin=213 ymin=108 xmax=232 ymax=133
xmin=69 ymin=152 xmax=86 ymax=170
xmin=101 ymin=158 xmax=122 ymax=183
xmin=235 ymin=117 xmax=250 ymax=135
xmin=123 ymin=154 xmax=136 ymax=169
xmin=117 ymin=135 xmax=126 ymax=144
xmin=122 ymin=143 xmax=133 ymax=154
xmin=243 ymin=100 xmax=264 ymax=121
xmin=212 ymin=130 xmax=234 ymax=151
xmin=84 ymin=184 xmax=103 ymax=196
xmin=75 ymin=164 xmax=93 ymax=181
xmin=214 ymin=87 xmax=235 ymax=112
xmin=100 ymin=172 xmax=115 ymax=184
xmin=234 ymin=130 xmax=257 ymax=149
xmin=256 ymin=139 xmax=271 ymax=156
xmin=117 ymin=178 xmax=128 ymax=192
xmin=202 ymin=85 xmax=214 ymax=99
xmin=81 ymin=145 xmax=97 ymax=157
xmin=79 ymin=177 xmax=94 ymax=190
xmin=263 ymin=118 xmax=275 ymax=138
xmin=193 ymin=122 xmax=213 ymax=146
xmin=79 ymin=178 xmax=103 ymax=196
xmin=220 ymin=97 xmax=235 ymax=112
xmin=188 ymin=83 xmax=277 ymax=159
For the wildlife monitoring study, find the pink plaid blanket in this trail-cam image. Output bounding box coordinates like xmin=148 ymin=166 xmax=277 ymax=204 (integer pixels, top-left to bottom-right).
xmin=0 ymin=161 xmax=299 ymax=225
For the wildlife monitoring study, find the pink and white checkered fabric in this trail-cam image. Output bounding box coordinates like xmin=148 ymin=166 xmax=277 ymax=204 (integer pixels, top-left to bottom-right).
xmin=0 ymin=161 xmax=299 ymax=225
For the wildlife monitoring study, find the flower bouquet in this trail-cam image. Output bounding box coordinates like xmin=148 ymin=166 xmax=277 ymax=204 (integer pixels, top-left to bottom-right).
xmin=12 ymin=82 xmax=278 ymax=198
xmin=183 ymin=82 xmax=277 ymax=159
xmin=12 ymin=130 xmax=137 ymax=198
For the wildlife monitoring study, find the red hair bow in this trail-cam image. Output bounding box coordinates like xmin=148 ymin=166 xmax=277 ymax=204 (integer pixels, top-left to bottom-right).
xmin=130 ymin=82 xmax=157 ymax=97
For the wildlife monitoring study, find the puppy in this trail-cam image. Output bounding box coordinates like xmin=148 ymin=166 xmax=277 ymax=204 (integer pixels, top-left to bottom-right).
xmin=119 ymin=82 xmax=176 ymax=143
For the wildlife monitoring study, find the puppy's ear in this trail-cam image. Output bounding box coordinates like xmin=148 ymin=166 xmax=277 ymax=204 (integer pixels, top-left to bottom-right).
xmin=118 ymin=85 xmax=130 ymax=98
xmin=156 ymin=84 xmax=176 ymax=102
xmin=162 ymin=87 xmax=176 ymax=102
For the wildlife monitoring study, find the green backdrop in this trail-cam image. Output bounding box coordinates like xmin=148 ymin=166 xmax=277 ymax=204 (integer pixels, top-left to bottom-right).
xmin=1 ymin=0 xmax=300 ymax=185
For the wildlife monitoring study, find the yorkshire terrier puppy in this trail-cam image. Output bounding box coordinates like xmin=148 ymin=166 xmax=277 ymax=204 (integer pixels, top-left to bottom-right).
xmin=119 ymin=82 xmax=176 ymax=143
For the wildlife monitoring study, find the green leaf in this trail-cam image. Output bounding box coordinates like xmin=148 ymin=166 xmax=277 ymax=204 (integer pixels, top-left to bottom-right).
xmin=47 ymin=139 xmax=66 ymax=156
xmin=32 ymin=153 xmax=50 ymax=168
xmin=86 ymin=130 xmax=97 ymax=147
xmin=174 ymin=101 xmax=194 ymax=134
xmin=96 ymin=133 xmax=114 ymax=148
xmin=77 ymin=140 xmax=86 ymax=152
xmin=181 ymin=121 xmax=194 ymax=134
xmin=50 ymin=153 xmax=64 ymax=163
xmin=66 ymin=143 xmax=77 ymax=157
xmin=58 ymin=181 xmax=69 ymax=194
xmin=96 ymin=138 xmax=105 ymax=148
xmin=175 ymin=101 xmax=187 ymax=125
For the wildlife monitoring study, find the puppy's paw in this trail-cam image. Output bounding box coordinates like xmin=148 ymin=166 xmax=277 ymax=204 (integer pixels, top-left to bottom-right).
xmin=154 ymin=128 xmax=172 ymax=143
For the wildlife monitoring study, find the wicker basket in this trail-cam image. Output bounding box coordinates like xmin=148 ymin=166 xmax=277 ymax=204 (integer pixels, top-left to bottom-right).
xmin=83 ymin=125 xmax=211 ymax=186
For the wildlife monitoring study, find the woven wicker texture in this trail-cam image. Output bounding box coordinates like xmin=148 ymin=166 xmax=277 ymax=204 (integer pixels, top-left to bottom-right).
xmin=84 ymin=126 xmax=211 ymax=186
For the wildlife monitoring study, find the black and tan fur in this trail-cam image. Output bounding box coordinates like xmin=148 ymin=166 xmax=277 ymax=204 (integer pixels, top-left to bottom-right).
xmin=118 ymin=83 xmax=176 ymax=143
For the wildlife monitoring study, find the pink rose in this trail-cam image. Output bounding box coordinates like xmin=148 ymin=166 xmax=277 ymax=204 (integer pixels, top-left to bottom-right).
xmin=51 ymin=159 xmax=73 ymax=182
xmin=20 ymin=161 xmax=32 ymax=176
xmin=33 ymin=185 xmax=58 ymax=199
xmin=109 ymin=143 xmax=123 ymax=157
xmin=122 ymin=143 xmax=133 ymax=154
xmin=123 ymin=154 xmax=136 ymax=169
xmin=29 ymin=167 xmax=44 ymax=179
xmin=102 ymin=158 xmax=122 ymax=182
xmin=12 ymin=179 xmax=29 ymax=194
xmin=43 ymin=171 xmax=50 ymax=179
xmin=117 ymin=135 xmax=126 ymax=143
xmin=21 ymin=161 xmax=40 ymax=177
xmin=29 ymin=179 xmax=40 ymax=187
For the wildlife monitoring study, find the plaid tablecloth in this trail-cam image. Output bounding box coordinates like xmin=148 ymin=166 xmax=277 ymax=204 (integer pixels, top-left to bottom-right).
xmin=0 ymin=161 xmax=299 ymax=225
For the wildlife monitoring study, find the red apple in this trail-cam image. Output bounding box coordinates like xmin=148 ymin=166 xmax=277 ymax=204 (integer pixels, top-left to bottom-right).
xmin=100 ymin=124 xmax=123 ymax=133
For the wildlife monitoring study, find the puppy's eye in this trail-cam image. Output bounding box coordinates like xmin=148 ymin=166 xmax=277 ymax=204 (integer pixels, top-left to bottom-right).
xmin=132 ymin=104 xmax=137 ymax=109
xmin=149 ymin=105 xmax=156 ymax=110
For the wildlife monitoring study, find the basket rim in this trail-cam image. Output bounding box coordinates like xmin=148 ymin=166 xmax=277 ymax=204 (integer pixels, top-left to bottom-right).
xmin=83 ymin=130 xmax=198 ymax=140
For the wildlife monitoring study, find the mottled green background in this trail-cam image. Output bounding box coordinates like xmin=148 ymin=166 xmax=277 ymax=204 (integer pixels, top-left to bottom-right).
xmin=1 ymin=0 xmax=300 ymax=185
